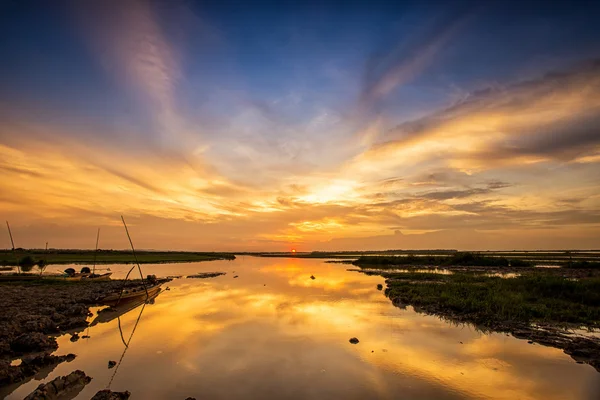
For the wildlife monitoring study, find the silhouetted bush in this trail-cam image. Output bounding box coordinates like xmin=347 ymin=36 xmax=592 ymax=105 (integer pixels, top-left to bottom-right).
xmin=18 ymin=255 xmax=36 ymax=272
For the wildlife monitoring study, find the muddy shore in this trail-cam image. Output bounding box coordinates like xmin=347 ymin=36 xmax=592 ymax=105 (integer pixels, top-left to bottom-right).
xmin=0 ymin=279 xmax=167 ymax=393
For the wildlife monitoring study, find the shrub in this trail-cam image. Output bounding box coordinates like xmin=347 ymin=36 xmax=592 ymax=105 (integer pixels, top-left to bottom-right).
xmin=18 ymin=255 xmax=36 ymax=272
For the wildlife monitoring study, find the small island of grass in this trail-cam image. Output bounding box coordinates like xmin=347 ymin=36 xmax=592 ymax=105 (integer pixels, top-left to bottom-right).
xmin=354 ymin=253 xmax=600 ymax=372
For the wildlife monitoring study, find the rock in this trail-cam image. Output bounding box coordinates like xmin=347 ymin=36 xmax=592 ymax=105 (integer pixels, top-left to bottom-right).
xmin=91 ymin=389 xmax=131 ymax=400
xmin=233 ymin=275 xmax=239 ymax=279
xmin=51 ymin=313 xmax=65 ymax=323
xmin=108 ymin=360 xmax=117 ymax=369
xmin=349 ymin=337 xmax=359 ymax=344
xmin=377 ymin=284 xmax=383 ymax=290
xmin=81 ymin=335 xmax=90 ymax=339
xmin=23 ymin=370 xmax=91 ymax=400
xmin=65 ymin=304 xmax=87 ymax=317
xmin=24 ymin=316 xmax=57 ymax=333
xmin=310 ymin=275 xmax=315 ymax=280
xmin=11 ymin=332 xmax=58 ymax=354
xmin=186 ymin=272 xmax=226 ymax=279
xmin=70 ymin=333 xmax=80 ymax=342
xmin=184 ymin=398 xmax=197 ymax=400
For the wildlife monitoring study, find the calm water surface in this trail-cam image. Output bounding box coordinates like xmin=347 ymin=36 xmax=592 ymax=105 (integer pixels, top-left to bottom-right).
xmin=6 ymin=257 xmax=600 ymax=399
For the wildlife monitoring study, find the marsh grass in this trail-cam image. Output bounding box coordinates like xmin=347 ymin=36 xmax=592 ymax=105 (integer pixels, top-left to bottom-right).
xmin=0 ymin=250 xmax=235 ymax=266
xmin=385 ymin=272 xmax=600 ymax=328
xmin=354 ymin=252 xmax=534 ymax=268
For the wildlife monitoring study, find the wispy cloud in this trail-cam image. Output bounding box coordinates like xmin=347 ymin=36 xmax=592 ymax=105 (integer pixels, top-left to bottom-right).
xmin=74 ymin=0 xmax=193 ymax=152
xmin=360 ymin=3 xmax=476 ymax=111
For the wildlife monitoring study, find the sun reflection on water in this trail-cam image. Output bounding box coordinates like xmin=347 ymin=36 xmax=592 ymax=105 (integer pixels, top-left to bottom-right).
xmin=5 ymin=257 xmax=599 ymax=400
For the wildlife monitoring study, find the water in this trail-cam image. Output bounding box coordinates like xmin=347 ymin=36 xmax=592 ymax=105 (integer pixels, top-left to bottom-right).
xmin=5 ymin=257 xmax=600 ymax=399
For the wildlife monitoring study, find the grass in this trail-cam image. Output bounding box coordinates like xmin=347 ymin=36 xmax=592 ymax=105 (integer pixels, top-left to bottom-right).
xmin=0 ymin=250 xmax=235 ymax=266
xmin=565 ymin=261 xmax=600 ymax=269
xmin=385 ymin=272 xmax=600 ymax=328
xmin=353 ymin=252 xmax=533 ymax=268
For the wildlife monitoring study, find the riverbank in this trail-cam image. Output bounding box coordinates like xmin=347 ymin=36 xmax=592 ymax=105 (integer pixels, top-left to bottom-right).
xmin=0 ymin=250 xmax=235 ymax=266
xmin=0 ymin=279 xmax=161 ymax=392
xmin=355 ymin=266 xmax=600 ymax=372
xmin=248 ymin=250 xmax=600 ymax=268
xmin=352 ymin=253 xmax=600 ymax=269
xmin=0 ymin=271 xmax=233 ymax=398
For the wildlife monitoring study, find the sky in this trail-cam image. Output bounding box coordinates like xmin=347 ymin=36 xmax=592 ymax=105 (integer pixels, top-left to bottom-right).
xmin=1 ymin=0 xmax=599 ymax=251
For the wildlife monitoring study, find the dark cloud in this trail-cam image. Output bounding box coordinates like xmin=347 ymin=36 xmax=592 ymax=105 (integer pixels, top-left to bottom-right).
xmin=0 ymin=165 xmax=44 ymax=178
xmin=96 ymin=164 xmax=166 ymax=195
xmin=380 ymin=59 xmax=600 ymax=162
xmin=418 ymin=188 xmax=490 ymax=201
xmin=496 ymin=111 xmax=600 ymax=161
xmin=485 ymin=181 xmax=511 ymax=190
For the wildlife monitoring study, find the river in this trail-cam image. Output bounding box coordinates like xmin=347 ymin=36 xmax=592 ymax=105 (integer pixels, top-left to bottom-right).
xmin=6 ymin=256 xmax=600 ymax=399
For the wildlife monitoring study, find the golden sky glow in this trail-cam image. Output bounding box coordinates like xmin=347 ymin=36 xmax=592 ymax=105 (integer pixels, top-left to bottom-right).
xmin=1 ymin=0 xmax=600 ymax=250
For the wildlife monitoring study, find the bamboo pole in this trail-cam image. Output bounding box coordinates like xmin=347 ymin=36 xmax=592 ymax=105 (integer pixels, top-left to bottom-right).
xmin=92 ymin=228 xmax=100 ymax=275
xmin=121 ymin=216 xmax=148 ymax=296
xmin=6 ymin=221 xmax=20 ymax=274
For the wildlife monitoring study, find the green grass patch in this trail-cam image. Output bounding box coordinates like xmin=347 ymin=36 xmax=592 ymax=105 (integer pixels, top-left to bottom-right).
xmin=385 ymin=272 xmax=600 ymax=328
xmin=353 ymin=252 xmax=533 ymax=268
xmin=0 ymin=250 xmax=235 ymax=266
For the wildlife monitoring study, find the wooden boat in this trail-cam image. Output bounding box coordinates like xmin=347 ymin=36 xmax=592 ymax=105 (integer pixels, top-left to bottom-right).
xmin=100 ymin=284 xmax=162 ymax=307
xmin=61 ymin=273 xmax=89 ymax=281
xmin=91 ymin=289 xmax=161 ymax=326
xmin=46 ymin=271 xmax=112 ymax=282
xmin=82 ymin=272 xmax=112 ymax=281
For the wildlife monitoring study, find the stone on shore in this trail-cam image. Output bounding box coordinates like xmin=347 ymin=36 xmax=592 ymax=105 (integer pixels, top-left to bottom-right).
xmin=91 ymin=389 xmax=131 ymax=399
xmin=10 ymin=332 xmax=58 ymax=354
xmin=0 ymin=353 xmax=76 ymax=386
xmin=23 ymin=370 xmax=91 ymax=400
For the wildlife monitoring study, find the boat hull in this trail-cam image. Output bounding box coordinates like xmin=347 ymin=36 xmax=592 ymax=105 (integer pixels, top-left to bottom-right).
xmin=82 ymin=272 xmax=112 ymax=281
xmin=100 ymin=284 xmax=162 ymax=307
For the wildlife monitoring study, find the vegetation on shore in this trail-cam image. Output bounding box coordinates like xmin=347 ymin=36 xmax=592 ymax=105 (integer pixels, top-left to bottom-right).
xmin=353 ymin=252 xmax=534 ymax=268
xmin=0 ymin=250 xmax=235 ymax=266
xmin=250 ymin=250 xmax=600 ymax=266
xmin=384 ymin=272 xmax=600 ymax=328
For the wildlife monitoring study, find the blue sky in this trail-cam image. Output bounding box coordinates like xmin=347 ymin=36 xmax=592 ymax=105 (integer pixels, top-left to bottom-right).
xmin=1 ymin=0 xmax=600 ymax=250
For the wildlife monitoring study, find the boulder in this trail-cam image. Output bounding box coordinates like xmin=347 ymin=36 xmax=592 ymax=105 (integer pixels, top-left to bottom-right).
xmin=10 ymin=332 xmax=58 ymax=354
xmin=91 ymin=390 xmax=131 ymax=400
xmin=23 ymin=370 xmax=91 ymax=400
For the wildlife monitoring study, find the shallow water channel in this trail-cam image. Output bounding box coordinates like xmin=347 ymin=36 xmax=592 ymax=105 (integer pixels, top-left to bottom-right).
xmin=6 ymin=257 xmax=600 ymax=399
